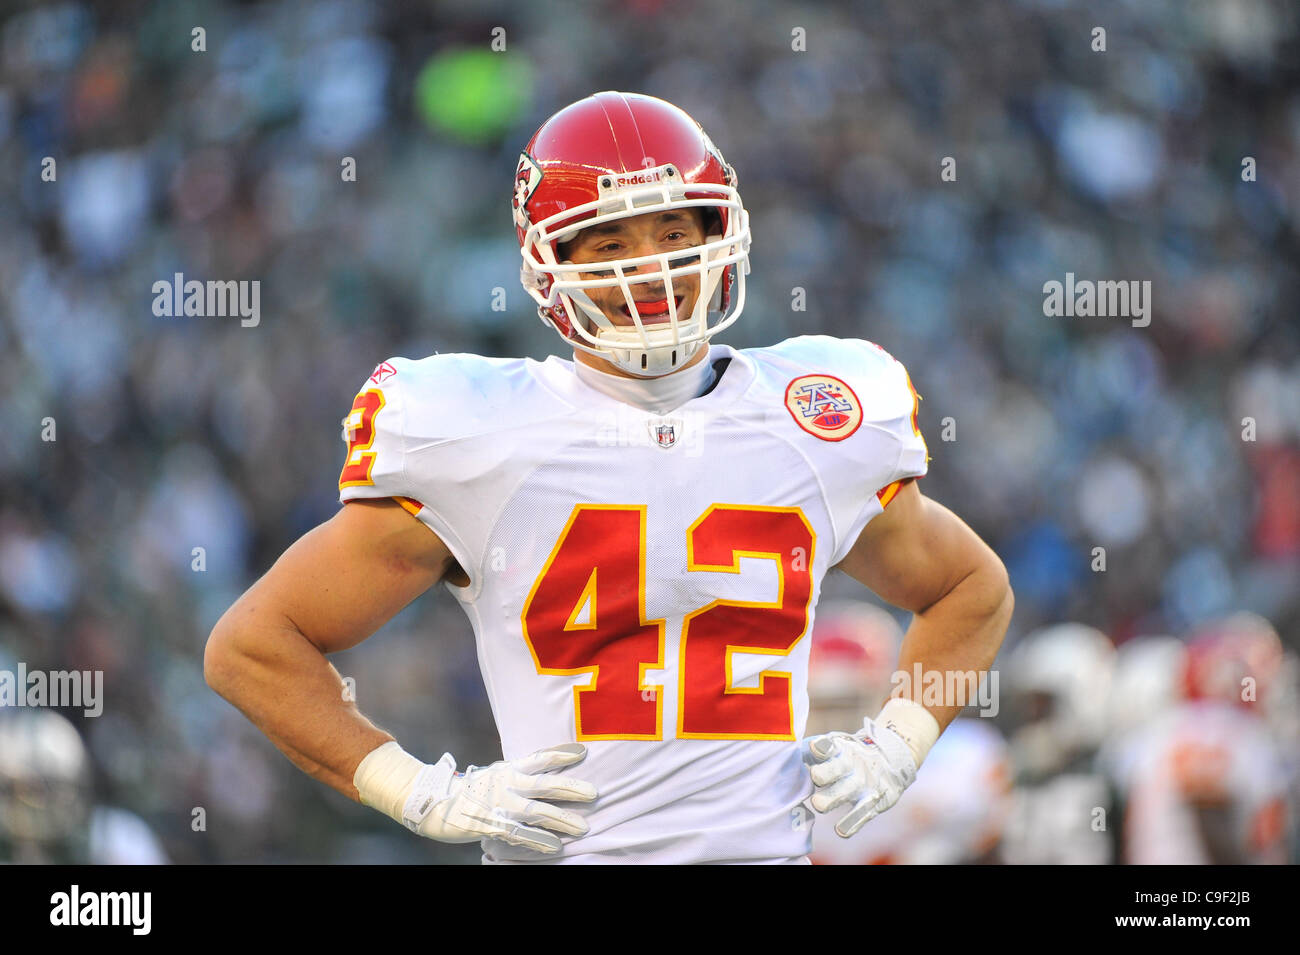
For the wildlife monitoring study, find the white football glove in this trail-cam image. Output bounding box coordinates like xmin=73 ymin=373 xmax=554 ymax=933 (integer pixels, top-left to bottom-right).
xmin=354 ymin=741 xmax=598 ymax=854
xmin=801 ymin=718 xmax=918 ymax=838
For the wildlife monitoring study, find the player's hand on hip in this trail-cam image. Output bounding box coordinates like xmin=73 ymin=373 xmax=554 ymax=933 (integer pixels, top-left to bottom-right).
xmin=354 ymin=740 xmax=597 ymax=853
xmin=800 ymin=718 xmax=917 ymax=838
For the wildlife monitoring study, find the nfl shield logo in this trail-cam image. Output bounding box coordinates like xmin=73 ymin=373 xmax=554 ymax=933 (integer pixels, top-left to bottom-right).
xmin=653 ymin=423 xmax=677 ymax=449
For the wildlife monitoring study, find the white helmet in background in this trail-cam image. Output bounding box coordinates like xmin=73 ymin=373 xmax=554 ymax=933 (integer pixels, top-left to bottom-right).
xmin=1004 ymin=623 xmax=1116 ymax=778
xmin=1106 ymin=635 xmax=1186 ymax=737
xmin=0 ymin=709 xmax=92 ymax=847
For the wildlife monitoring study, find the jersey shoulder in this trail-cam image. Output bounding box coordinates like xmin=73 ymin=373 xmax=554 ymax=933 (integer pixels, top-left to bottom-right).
xmin=737 ymin=336 xmax=929 ymax=561
xmin=381 ymin=352 xmax=561 ymax=443
xmin=338 ymin=352 xmax=563 ymax=501
xmin=743 ymin=335 xmax=922 ymax=428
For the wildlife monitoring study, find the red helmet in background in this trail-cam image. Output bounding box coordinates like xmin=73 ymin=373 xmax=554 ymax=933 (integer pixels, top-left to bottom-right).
xmin=807 ymin=602 xmax=904 ymax=724
xmin=1181 ymin=612 xmax=1285 ymax=709
xmin=514 ymin=91 xmax=751 ymax=376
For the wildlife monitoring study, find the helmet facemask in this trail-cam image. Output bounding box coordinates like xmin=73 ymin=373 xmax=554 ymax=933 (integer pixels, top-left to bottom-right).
xmin=521 ymin=164 xmax=750 ymax=376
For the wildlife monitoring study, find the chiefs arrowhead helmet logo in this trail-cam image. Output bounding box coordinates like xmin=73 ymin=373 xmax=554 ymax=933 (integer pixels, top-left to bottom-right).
xmin=513 ymin=152 xmax=543 ymax=231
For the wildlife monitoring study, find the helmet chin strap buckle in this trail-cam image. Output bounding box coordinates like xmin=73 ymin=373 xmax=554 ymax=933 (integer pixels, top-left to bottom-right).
xmin=601 ymin=337 xmax=704 ymax=376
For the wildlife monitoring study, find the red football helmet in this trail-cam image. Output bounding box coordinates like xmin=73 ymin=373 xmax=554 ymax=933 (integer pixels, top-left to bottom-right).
xmin=514 ymin=91 xmax=751 ymax=376
xmin=1181 ymin=612 xmax=1284 ymax=709
xmin=806 ymin=602 xmax=904 ymax=736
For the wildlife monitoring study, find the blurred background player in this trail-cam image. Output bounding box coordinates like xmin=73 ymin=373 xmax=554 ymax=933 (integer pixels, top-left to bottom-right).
xmin=0 ymin=709 xmax=91 ymax=864
xmin=1265 ymin=645 xmax=1300 ymax=862
xmin=804 ymin=602 xmax=901 ymax=740
xmin=806 ymin=602 xmax=1012 ymax=864
xmin=0 ymin=707 xmax=168 ymax=865
xmin=1098 ymin=633 xmax=1188 ymax=791
xmin=1118 ymin=613 xmax=1292 ymax=864
xmin=999 ymin=623 xmax=1116 ymax=864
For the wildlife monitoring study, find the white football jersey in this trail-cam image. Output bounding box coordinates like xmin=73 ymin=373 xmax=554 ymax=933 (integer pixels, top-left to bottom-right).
xmin=337 ymin=336 xmax=928 ymax=864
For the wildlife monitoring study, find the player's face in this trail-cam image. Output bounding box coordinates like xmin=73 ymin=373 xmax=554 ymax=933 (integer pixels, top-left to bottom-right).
xmin=562 ymin=208 xmax=708 ymax=331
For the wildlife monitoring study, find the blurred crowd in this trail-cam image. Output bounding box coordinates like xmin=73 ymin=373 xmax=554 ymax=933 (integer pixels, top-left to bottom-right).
xmin=0 ymin=0 xmax=1296 ymax=863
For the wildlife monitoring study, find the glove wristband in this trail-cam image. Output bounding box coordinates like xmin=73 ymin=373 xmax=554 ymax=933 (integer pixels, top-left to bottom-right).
xmin=353 ymin=740 xmax=456 ymax=828
xmin=875 ymin=698 xmax=941 ymax=768
xmin=400 ymin=754 xmax=457 ymax=832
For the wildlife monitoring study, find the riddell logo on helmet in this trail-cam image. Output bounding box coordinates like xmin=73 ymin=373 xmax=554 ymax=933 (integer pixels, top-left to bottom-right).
xmin=612 ymin=169 xmax=665 ymax=188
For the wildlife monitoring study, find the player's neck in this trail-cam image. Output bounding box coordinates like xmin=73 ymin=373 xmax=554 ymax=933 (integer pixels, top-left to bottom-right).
xmin=572 ymin=345 xmax=715 ymax=414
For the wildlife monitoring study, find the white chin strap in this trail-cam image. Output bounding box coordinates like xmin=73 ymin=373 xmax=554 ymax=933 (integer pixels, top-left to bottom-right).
xmin=594 ymin=329 xmax=707 ymax=377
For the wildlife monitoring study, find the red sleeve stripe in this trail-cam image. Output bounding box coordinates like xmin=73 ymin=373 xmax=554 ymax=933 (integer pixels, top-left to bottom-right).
xmin=875 ymin=478 xmax=913 ymax=509
xmin=396 ymin=496 xmax=423 ymax=516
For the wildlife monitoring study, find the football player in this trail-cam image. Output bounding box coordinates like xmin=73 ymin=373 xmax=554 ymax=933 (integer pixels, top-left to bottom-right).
xmin=1097 ymin=634 xmax=1186 ymax=805
xmin=0 ymin=709 xmax=91 ymax=864
xmin=205 ymin=91 xmax=1014 ymax=864
xmin=1119 ymin=614 xmax=1292 ymax=864
xmin=999 ymin=623 xmax=1117 ymax=865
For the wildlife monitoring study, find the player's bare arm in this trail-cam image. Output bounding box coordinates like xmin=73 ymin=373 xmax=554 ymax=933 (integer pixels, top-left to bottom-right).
xmin=203 ymin=498 xmax=458 ymax=799
xmin=205 ymin=499 xmax=596 ymax=853
xmin=837 ymin=478 xmax=1013 ymax=732
xmin=803 ymin=478 xmax=1013 ymax=838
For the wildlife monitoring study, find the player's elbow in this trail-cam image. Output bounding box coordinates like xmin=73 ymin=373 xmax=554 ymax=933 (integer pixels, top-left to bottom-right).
xmin=203 ymin=623 xmax=232 ymax=697
xmin=204 ymin=609 xmax=248 ymax=700
xmin=982 ymin=550 xmax=1014 ymax=633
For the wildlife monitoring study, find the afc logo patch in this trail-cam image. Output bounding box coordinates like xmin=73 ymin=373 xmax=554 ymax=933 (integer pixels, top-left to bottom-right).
xmin=784 ymin=374 xmax=863 ymax=441
xmin=369 ymin=361 xmax=397 ymax=385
